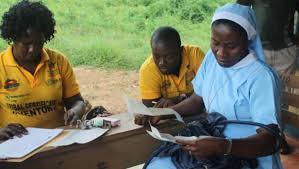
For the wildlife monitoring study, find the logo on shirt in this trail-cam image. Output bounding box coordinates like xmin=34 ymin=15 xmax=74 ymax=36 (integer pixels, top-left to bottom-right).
xmin=47 ymin=61 xmax=57 ymax=77
xmin=46 ymin=60 xmax=60 ymax=85
xmin=4 ymin=79 xmax=20 ymax=90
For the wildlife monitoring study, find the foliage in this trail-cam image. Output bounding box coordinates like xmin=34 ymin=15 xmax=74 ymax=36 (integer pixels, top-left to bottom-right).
xmin=0 ymin=0 xmax=233 ymax=69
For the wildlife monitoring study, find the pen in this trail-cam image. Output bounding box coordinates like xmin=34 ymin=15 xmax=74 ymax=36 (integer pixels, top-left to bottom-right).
xmin=152 ymin=101 xmax=157 ymax=104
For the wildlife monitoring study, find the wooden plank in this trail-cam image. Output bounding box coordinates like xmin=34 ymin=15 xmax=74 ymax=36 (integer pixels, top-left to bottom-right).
xmin=282 ymin=92 xmax=299 ymax=108
xmin=282 ymin=109 xmax=299 ymax=129
xmin=0 ymin=113 xmax=184 ymax=169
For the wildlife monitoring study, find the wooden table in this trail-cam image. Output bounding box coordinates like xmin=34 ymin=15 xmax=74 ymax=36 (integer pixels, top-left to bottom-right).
xmin=0 ymin=113 xmax=184 ymax=169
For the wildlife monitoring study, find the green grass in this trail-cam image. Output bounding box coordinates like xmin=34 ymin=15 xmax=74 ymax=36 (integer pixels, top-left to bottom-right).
xmin=0 ymin=0 xmax=233 ymax=69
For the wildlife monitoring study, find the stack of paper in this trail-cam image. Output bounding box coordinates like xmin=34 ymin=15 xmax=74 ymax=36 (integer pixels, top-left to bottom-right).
xmin=48 ymin=128 xmax=108 ymax=147
xmin=0 ymin=128 xmax=63 ymax=159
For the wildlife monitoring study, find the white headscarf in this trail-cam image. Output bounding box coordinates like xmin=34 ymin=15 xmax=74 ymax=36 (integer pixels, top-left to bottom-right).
xmin=211 ymin=3 xmax=265 ymax=62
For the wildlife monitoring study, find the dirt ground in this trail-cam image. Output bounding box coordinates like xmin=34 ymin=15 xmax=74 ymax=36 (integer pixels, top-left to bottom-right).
xmin=74 ymin=67 xmax=139 ymax=114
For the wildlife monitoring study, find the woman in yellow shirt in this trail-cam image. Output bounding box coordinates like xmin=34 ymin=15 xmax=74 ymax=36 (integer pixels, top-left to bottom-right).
xmin=0 ymin=0 xmax=85 ymax=141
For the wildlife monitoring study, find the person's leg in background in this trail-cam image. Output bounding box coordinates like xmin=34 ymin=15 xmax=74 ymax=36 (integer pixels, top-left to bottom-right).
xmin=264 ymin=46 xmax=297 ymax=154
xmin=264 ymin=45 xmax=297 ymax=77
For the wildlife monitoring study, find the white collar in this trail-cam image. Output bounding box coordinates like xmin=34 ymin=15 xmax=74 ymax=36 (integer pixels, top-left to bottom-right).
xmin=229 ymin=51 xmax=257 ymax=70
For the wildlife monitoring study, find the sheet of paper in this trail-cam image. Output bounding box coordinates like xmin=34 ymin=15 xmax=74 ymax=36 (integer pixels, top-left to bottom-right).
xmin=146 ymin=124 xmax=176 ymax=143
xmin=124 ymin=95 xmax=183 ymax=122
xmin=146 ymin=124 xmax=197 ymax=143
xmin=49 ymin=128 xmax=108 ymax=147
xmin=124 ymin=96 xmax=152 ymax=116
xmin=0 ymin=128 xmax=63 ymax=159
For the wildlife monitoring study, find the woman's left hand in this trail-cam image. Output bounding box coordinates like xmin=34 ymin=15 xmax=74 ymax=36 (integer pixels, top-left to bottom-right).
xmin=154 ymin=98 xmax=176 ymax=108
xmin=176 ymin=136 xmax=227 ymax=158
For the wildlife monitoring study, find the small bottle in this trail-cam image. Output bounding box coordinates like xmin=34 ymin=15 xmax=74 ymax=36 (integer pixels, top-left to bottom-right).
xmin=90 ymin=117 xmax=104 ymax=127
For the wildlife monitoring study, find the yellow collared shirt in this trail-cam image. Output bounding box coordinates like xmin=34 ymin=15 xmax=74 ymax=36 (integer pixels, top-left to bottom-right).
xmin=139 ymin=45 xmax=205 ymax=99
xmin=0 ymin=46 xmax=80 ymax=128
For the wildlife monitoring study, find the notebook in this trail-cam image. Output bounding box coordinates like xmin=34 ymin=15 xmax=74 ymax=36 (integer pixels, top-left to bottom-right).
xmin=0 ymin=128 xmax=63 ymax=159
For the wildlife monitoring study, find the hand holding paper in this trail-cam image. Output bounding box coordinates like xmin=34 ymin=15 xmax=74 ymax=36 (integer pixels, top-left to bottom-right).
xmin=176 ymin=135 xmax=219 ymax=158
xmin=124 ymin=96 xmax=183 ymax=124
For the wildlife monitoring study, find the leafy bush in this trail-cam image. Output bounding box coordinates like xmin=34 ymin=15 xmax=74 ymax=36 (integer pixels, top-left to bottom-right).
xmin=0 ymin=0 xmax=233 ymax=69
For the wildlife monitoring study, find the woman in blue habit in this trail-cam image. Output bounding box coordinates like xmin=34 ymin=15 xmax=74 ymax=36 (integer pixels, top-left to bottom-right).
xmin=145 ymin=3 xmax=283 ymax=169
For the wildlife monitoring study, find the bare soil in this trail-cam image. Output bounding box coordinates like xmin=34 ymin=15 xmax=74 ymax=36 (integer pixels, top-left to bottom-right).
xmin=74 ymin=67 xmax=139 ymax=114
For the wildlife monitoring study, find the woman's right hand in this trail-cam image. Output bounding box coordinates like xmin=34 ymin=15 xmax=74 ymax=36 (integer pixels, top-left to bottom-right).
xmin=0 ymin=123 xmax=28 ymax=141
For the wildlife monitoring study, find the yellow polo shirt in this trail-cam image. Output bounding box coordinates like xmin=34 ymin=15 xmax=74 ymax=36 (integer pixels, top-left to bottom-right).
xmin=139 ymin=45 xmax=205 ymax=99
xmin=0 ymin=46 xmax=80 ymax=128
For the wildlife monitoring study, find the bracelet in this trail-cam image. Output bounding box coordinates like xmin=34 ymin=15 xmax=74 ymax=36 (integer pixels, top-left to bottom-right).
xmin=224 ymin=138 xmax=232 ymax=155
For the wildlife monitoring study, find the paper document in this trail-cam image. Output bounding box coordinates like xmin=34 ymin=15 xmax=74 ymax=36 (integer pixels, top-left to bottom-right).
xmin=124 ymin=96 xmax=183 ymax=122
xmin=0 ymin=128 xmax=63 ymax=159
xmin=146 ymin=124 xmax=197 ymax=143
xmin=49 ymin=128 xmax=108 ymax=147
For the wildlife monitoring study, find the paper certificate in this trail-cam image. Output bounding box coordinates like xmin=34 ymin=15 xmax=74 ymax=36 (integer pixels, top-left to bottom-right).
xmin=146 ymin=124 xmax=197 ymax=143
xmin=124 ymin=96 xmax=183 ymax=122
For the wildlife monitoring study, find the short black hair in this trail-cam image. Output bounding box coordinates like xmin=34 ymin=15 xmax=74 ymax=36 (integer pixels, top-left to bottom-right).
xmin=212 ymin=19 xmax=248 ymax=42
xmin=151 ymin=26 xmax=181 ymax=48
xmin=0 ymin=0 xmax=56 ymax=43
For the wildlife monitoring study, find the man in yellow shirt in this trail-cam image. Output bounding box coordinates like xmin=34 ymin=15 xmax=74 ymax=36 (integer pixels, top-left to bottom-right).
xmin=139 ymin=26 xmax=205 ymax=107
xmin=136 ymin=26 xmax=205 ymax=125
xmin=0 ymin=1 xmax=84 ymax=141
